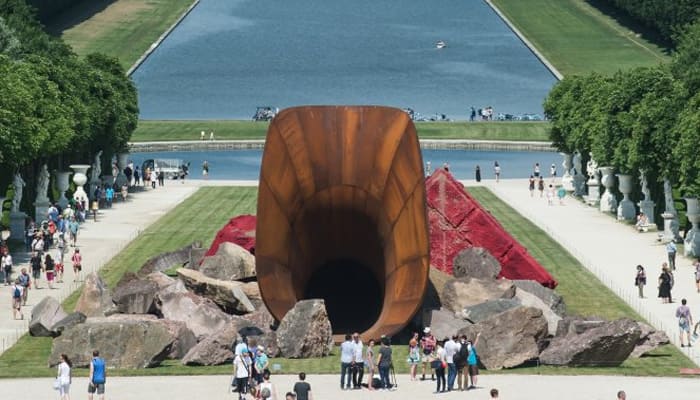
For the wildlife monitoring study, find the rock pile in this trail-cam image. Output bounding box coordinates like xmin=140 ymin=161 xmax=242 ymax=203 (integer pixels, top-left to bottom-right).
xmin=44 ymin=240 xmax=333 ymax=368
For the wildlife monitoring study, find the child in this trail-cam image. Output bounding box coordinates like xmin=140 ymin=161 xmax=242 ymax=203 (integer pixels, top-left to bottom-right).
xmin=71 ymin=249 xmax=82 ymax=282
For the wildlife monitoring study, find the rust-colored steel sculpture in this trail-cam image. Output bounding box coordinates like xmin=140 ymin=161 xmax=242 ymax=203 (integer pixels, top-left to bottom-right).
xmin=256 ymin=106 xmax=430 ymax=340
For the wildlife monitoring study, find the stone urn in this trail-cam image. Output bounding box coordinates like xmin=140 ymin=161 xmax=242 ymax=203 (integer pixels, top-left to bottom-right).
xmin=102 ymin=175 xmax=115 ymax=188
xmin=55 ymin=171 xmax=71 ymax=209
xmin=599 ymin=167 xmax=617 ymax=213
xmin=684 ymin=198 xmax=700 ymax=257
xmin=561 ymin=153 xmax=574 ymax=191
xmin=616 ymin=174 xmax=635 ymax=221
xmin=115 ymin=153 xmax=129 ymax=187
xmin=585 ymin=170 xmax=600 ymax=206
xmin=70 ymin=164 xmax=90 ymax=204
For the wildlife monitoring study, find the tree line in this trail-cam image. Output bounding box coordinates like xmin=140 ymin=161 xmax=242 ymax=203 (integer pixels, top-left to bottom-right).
xmin=544 ymin=19 xmax=700 ymax=222
xmin=0 ymin=0 xmax=138 ymax=223
xmin=601 ymin=0 xmax=700 ymax=44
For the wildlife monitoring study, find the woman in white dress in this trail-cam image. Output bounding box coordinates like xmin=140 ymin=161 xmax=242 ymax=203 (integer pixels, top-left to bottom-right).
xmin=57 ymin=353 xmax=72 ymax=400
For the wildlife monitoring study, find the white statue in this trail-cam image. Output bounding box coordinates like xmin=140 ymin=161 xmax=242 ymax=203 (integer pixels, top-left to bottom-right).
xmin=640 ymin=170 xmax=651 ymax=201
xmin=664 ymin=178 xmax=676 ymax=215
xmin=11 ymin=172 xmax=25 ymax=213
xmin=91 ymin=150 xmax=103 ymax=183
xmin=586 ymin=156 xmax=598 ymax=181
xmin=573 ymin=152 xmax=582 ymax=176
xmin=36 ymin=164 xmax=50 ymax=203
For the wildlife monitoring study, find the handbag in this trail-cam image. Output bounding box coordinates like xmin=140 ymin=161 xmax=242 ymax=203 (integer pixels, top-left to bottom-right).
xmin=52 ymin=378 xmax=61 ymax=390
xmin=430 ymin=359 xmax=442 ymax=370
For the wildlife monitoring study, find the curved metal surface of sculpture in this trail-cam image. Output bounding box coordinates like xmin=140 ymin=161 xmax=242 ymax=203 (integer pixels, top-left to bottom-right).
xmin=256 ymin=106 xmax=430 ymax=340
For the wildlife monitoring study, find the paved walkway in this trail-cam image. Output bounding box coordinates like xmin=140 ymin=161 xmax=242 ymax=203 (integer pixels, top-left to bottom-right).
xmin=3 ymin=373 xmax=699 ymax=399
xmin=482 ymin=178 xmax=700 ymax=365
xmin=0 ymin=181 xmax=200 ymax=355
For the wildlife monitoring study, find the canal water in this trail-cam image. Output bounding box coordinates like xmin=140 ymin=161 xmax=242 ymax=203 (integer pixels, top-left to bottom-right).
xmin=132 ymin=0 xmax=556 ymax=120
xmin=128 ymin=149 xmax=560 ymax=181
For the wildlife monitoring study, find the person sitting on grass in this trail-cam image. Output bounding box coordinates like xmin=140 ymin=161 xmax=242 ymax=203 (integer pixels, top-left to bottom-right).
xmin=636 ymin=212 xmax=650 ymax=232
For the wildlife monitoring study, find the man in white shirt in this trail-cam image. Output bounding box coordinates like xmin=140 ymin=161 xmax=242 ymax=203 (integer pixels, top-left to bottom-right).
xmin=351 ymin=332 xmax=364 ymax=389
xmin=444 ymin=335 xmax=460 ymax=391
xmin=339 ymin=334 xmax=354 ymax=390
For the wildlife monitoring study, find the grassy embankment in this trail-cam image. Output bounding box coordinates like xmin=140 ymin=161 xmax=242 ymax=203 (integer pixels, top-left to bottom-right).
xmin=47 ymin=0 xmax=194 ymax=70
xmin=0 ymin=187 xmax=693 ymax=378
xmin=490 ymin=0 xmax=669 ymax=76
xmin=130 ymin=120 xmax=551 ymax=142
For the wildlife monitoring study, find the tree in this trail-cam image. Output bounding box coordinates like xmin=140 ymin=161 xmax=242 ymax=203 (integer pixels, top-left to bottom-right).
xmin=674 ymin=92 xmax=700 ymax=196
xmin=671 ymin=19 xmax=700 ymax=94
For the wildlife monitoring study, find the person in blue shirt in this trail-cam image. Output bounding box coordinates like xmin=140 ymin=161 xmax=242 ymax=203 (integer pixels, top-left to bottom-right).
xmin=88 ymin=350 xmax=106 ymax=400
xmin=467 ymin=332 xmax=481 ymax=390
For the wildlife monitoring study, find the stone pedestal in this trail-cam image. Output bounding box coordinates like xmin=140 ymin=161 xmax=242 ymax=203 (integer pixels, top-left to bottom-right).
xmin=115 ymin=153 xmax=129 ymax=188
xmin=55 ymin=171 xmax=71 ymax=209
xmin=573 ymin=174 xmax=586 ymax=196
xmin=662 ymin=212 xmax=681 ymax=243
xmin=561 ymin=153 xmax=574 ymax=191
xmin=616 ymin=174 xmax=635 ymax=221
xmin=70 ymin=164 xmax=90 ymax=204
xmin=638 ymin=200 xmax=655 ymax=225
xmin=599 ymin=167 xmax=617 ymax=213
xmin=34 ymin=201 xmax=50 ymax=223
xmin=9 ymin=211 xmax=26 ymax=241
xmin=102 ymin=175 xmax=115 ymax=188
xmin=684 ymin=198 xmax=700 ymax=257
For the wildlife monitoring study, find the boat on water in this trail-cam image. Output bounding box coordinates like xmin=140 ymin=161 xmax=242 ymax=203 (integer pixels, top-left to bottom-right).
xmin=436 ymin=40 xmax=447 ymax=49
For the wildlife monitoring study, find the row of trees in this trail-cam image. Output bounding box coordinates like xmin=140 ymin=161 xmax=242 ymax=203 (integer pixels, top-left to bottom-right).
xmin=0 ymin=0 xmax=138 ymax=219
xmin=602 ymin=0 xmax=700 ymax=43
xmin=544 ymin=20 xmax=700 ymax=220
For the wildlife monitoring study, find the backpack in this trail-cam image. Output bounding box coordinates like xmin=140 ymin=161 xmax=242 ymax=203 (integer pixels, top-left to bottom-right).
xmin=13 ymin=286 xmax=21 ymax=299
xmin=456 ymin=344 xmax=468 ymax=366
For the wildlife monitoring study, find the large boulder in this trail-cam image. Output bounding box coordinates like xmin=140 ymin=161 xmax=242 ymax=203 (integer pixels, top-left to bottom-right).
xmin=205 ymin=215 xmax=257 ymax=256
xmin=51 ymin=312 xmax=87 ymax=336
xmin=146 ymin=272 xmax=188 ymax=297
xmin=29 ymin=297 xmax=68 ymax=337
xmin=461 ymin=298 xmax=520 ymax=323
xmin=442 ymin=277 xmax=516 ymax=313
xmin=112 ymin=275 xmax=158 ymax=314
xmin=74 ymin=272 xmax=117 ymax=317
xmin=555 ymin=316 xmax=607 ymax=337
xmin=453 ymin=247 xmax=501 ymax=280
xmin=137 ymin=242 xmax=199 ymax=276
xmin=177 ymin=268 xmax=256 ymax=314
xmin=49 ymin=319 xmax=175 ymax=368
xmin=457 ymin=306 xmax=548 ymax=370
xmin=540 ymin=318 xmax=642 ymax=366
xmin=630 ymin=322 xmax=670 ymax=358
xmin=514 ymin=289 xmax=561 ymax=336
xmin=512 ymin=280 xmax=566 ymax=316
xmin=181 ymin=319 xmax=245 ymax=366
xmin=276 ymin=299 xmax=333 ymax=358
xmin=156 ymin=291 xmax=232 ymax=339
xmin=199 ymin=242 xmax=256 ymax=281
xmin=429 ymin=309 xmax=471 ymax=339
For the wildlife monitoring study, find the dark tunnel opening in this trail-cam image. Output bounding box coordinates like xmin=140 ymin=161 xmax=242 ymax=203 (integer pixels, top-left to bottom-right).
xmin=304 ymin=259 xmax=383 ymax=333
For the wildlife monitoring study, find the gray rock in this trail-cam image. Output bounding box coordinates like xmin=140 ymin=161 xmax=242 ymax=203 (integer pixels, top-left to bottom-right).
xmin=461 ymin=298 xmax=521 ymax=323
xmin=112 ymin=277 xmax=158 ymax=314
xmin=555 ymin=316 xmax=606 ymax=337
xmin=137 ymin=242 xmax=201 ymax=276
xmin=181 ymin=319 xmax=246 ymax=366
xmin=29 ymin=297 xmax=68 ymax=337
xmin=540 ymin=318 xmax=641 ymax=366
xmin=177 ymin=268 xmax=256 ymax=314
xmin=74 ymin=272 xmax=117 ymax=317
xmin=514 ymin=289 xmax=561 ymax=336
xmin=630 ymin=322 xmax=670 ymax=358
xmin=156 ymin=291 xmax=232 ymax=340
xmin=458 ymin=306 xmax=548 ymax=370
xmin=49 ymin=319 xmax=175 ymax=368
xmin=276 ymin=299 xmax=333 ymax=358
xmin=453 ymin=247 xmax=501 ymax=280
xmin=429 ymin=309 xmax=471 ymax=339
xmin=51 ymin=312 xmax=87 ymax=335
xmin=442 ymin=277 xmax=516 ymax=314
xmin=512 ymin=280 xmax=566 ymax=316
xmin=189 ymin=247 xmax=207 ymax=268
xmin=198 ymin=242 xmax=256 ymax=281
xmin=146 ymin=272 xmax=188 ymax=297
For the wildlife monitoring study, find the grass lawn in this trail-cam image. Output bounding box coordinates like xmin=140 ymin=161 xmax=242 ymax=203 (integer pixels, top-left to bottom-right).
xmin=47 ymin=0 xmax=194 ymax=70
xmin=491 ymin=0 xmax=669 ymax=75
xmin=131 ymin=120 xmax=551 ymax=142
xmin=1 ymin=186 xmax=694 ymax=378
xmin=466 ymin=187 xmax=694 ymax=375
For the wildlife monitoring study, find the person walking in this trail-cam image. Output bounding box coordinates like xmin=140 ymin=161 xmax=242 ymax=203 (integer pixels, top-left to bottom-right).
xmin=71 ymin=249 xmax=82 ymax=282
xmin=533 ymin=163 xmax=540 ymax=177
xmin=537 ymin=176 xmax=545 ymax=198
xmin=444 ymin=335 xmax=459 ymax=391
xmin=2 ymin=249 xmax=12 ymax=285
xmin=557 ymin=185 xmax=566 ymax=205
xmin=420 ymin=327 xmax=436 ymax=381
xmin=232 ymin=351 xmax=250 ymax=400
xmin=88 ymin=350 xmax=106 ymax=400
xmin=407 ymin=337 xmax=420 ymax=381
xmin=694 ymin=260 xmax=700 ymax=293
xmin=467 ymin=333 xmax=481 ymax=389
xmin=676 ymin=298 xmax=694 ymax=347
xmin=658 ymin=264 xmax=673 ymax=304
xmin=455 ymin=335 xmax=469 ymax=391
xmin=351 ymin=332 xmax=364 ymax=389
xmin=666 ymin=240 xmax=677 ymax=270
xmin=365 ymin=339 xmax=375 ymax=391
xmin=30 ymin=252 xmax=42 ymax=289
xmin=550 ymin=163 xmax=557 ymax=178
xmin=18 ymin=268 xmax=30 ymax=306
xmin=10 ymin=279 xmax=24 ymax=320
xmin=546 ymin=184 xmax=555 ymax=206
xmin=528 ymin=175 xmax=535 ymax=197
xmin=339 ymin=334 xmax=354 ymax=390
xmin=376 ymin=336 xmax=393 ymax=390
xmin=475 ymin=165 xmax=481 ymax=182
xmin=45 ymin=253 xmax=55 ymax=289
xmin=57 ymin=353 xmax=72 ymax=400
xmin=68 ymin=217 xmax=79 ymax=247
xmin=432 ymin=340 xmax=446 ymax=393
xmin=202 ymin=161 xmax=209 ymax=179
xmin=493 ymin=162 xmax=501 ymax=183
xmin=293 ymin=372 xmax=313 ymax=400
xmin=635 ymin=265 xmax=647 ymax=298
